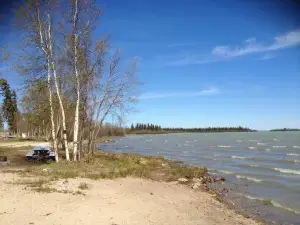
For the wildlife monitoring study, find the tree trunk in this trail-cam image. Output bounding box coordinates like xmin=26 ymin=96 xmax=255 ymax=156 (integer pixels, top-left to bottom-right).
xmin=36 ymin=3 xmax=59 ymax=161
xmin=47 ymin=13 xmax=70 ymax=161
xmin=72 ymin=0 xmax=80 ymax=161
xmin=47 ymin=57 xmax=59 ymax=162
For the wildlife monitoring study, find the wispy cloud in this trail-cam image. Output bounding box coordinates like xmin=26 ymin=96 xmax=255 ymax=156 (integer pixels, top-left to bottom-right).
xmin=259 ymin=53 xmax=276 ymax=60
xmin=212 ymin=30 xmax=300 ymax=58
xmin=140 ymin=87 xmax=219 ymax=100
xmin=164 ymin=29 xmax=300 ymax=66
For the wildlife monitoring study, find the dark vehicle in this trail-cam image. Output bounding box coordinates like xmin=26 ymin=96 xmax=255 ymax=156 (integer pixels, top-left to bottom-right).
xmin=26 ymin=146 xmax=56 ymax=162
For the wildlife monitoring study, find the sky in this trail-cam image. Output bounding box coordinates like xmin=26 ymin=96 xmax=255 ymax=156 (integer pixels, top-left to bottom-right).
xmin=1 ymin=0 xmax=300 ymax=130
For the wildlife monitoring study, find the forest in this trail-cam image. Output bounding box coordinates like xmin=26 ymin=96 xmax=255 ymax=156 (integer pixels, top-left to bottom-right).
xmin=129 ymin=123 xmax=254 ymax=133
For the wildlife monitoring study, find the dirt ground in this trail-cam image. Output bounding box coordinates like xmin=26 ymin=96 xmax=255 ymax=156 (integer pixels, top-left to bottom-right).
xmin=0 ymin=172 xmax=259 ymax=225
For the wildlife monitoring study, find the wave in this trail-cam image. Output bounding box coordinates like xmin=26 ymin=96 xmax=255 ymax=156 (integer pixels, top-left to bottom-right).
xmin=294 ymin=160 xmax=300 ymax=164
xmin=239 ymin=164 xmax=260 ymax=168
xmin=184 ymin=144 xmax=195 ymax=147
xmin=248 ymin=146 xmax=258 ymax=150
xmin=257 ymin=143 xmax=266 ymax=146
xmin=293 ymin=146 xmax=300 ymax=149
xmin=272 ymin=146 xmax=286 ymax=148
xmin=287 ymin=153 xmax=299 ymax=156
xmin=218 ymin=145 xmax=232 ymax=148
xmin=236 ymin=140 xmax=243 ymax=143
xmin=273 ymin=138 xmax=280 ymax=141
xmin=271 ymin=200 xmax=300 ymax=214
xmin=231 ymin=156 xmax=247 ymax=160
xmin=248 ymin=140 xmax=259 ymax=142
xmin=236 ymin=175 xmax=262 ymax=183
xmin=217 ymin=170 xmax=234 ymax=174
xmin=265 ymin=148 xmax=271 ymax=152
xmin=242 ymin=195 xmax=300 ymax=214
xmin=273 ymin=168 xmax=300 ymax=175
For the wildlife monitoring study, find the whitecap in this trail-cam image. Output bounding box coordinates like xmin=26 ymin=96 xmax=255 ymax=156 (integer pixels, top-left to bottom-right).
xmin=272 ymin=146 xmax=286 ymax=148
xmin=287 ymin=153 xmax=299 ymax=156
xmin=218 ymin=145 xmax=232 ymax=148
xmin=184 ymin=144 xmax=194 ymax=147
xmin=265 ymin=148 xmax=271 ymax=152
xmin=271 ymin=200 xmax=300 ymax=214
xmin=293 ymin=146 xmax=300 ymax=149
xmin=248 ymin=140 xmax=259 ymax=142
xmin=231 ymin=156 xmax=247 ymax=160
xmin=241 ymin=195 xmax=300 ymax=214
xmin=257 ymin=143 xmax=266 ymax=146
xmin=218 ymin=170 xmax=234 ymax=174
xmin=273 ymin=138 xmax=279 ymax=141
xmin=273 ymin=168 xmax=300 ymax=175
xmin=236 ymin=175 xmax=262 ymax=183
xmin=248 ymin=147 xmax=258 ymax=150
xmin=294 ymin=160 xmax=300 ymax=164
xmin=243 ymin=194 xmax=263 ymax=201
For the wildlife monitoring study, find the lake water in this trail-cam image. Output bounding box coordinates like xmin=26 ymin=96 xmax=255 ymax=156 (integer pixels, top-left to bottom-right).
xmin=99 ymin=132 xmax=300 ymax=224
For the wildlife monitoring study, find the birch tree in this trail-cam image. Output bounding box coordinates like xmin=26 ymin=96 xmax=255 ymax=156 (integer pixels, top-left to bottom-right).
xmin=16 ymin=0 xmax=60 ymax=161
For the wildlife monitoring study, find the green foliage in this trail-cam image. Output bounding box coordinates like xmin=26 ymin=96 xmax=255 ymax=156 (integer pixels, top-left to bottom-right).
xmin=131 ymin=123 xmax=162 ymax=131
xmin=0 ymin=79 xmax=18 ymax=132
xmin=130 ymin=122 xmax=254 ymax=133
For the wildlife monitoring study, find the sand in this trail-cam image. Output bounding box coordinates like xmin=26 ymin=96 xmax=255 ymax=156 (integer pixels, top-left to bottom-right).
xmin=0 ymin=172 xmax=259 ymax=225
xmin=0 ymin=141 xmax=49 ymax=148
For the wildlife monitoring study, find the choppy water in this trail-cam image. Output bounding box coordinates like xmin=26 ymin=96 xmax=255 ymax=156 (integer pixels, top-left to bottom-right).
xmin=99 ymin=131 xmax=300 ymax=224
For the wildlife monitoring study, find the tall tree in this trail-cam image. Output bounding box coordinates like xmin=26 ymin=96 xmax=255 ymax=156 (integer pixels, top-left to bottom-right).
xmin=0 ymin=79 xmax=18 ymax=133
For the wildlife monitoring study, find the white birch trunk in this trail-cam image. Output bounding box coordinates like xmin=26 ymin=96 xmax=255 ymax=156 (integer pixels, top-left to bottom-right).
xmin=37 ymin=4 xmax=59 ymax=161
xmin=47 ymin=13 xmax=70 ymax=161
xmin=72 ymin=0 xmax=80 ymax=161
xmin=47 ymin=58 xmax=59 ymax=161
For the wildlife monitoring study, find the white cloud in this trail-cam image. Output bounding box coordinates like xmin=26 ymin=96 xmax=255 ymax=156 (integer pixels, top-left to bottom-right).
xmin=212 ymin=30 xmax=300 ymax=58
xmin=259 ymin=53 xmax=276 ymax=60
xmin=140 ymin=87 xmax=219 ymax=100
xmin=161 ymin=29 xmax=300 ymax=66
xmin=165 ymin=57 xmax=216 ymax=66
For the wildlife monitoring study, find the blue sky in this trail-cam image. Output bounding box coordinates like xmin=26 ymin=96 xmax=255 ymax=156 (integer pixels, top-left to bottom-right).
xmin=1 ymin=0 xmax=300 ymax=130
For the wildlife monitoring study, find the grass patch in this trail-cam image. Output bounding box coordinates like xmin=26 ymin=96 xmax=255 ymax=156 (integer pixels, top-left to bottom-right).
xmin=23 ymin=151 xmax=208 ymax=182
xmin=78 ymin=182 xmax=89 ymax=190
xmin=1 ymin=140 xmax=209 ymax=184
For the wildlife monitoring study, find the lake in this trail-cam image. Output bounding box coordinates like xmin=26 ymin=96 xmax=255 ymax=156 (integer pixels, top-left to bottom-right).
xmin=99 ymin=131 xmax=300 ymax=224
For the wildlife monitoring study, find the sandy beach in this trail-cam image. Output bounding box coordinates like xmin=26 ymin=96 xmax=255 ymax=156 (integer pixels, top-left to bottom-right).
xmin=0 ymin=172 xmax=259 ymax=225
xmin=0 ymin=140 xmax=260 ymax=225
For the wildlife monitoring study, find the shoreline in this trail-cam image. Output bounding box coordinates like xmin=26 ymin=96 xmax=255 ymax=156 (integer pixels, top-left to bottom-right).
xmin=98 ymin=135 xmax=300 ymax=225
xmin=0 ymin=139 xmax=261 ymax=225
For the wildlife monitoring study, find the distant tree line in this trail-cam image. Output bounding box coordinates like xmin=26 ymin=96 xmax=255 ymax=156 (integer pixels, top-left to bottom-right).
xmin=130 ymin=123 xmax=254 ymax=133
xmin=270 ymin=128 xmax=300 ymax=132
xmin=130 ymin=123 xmax=162 ymax=131
xmin=163 ymin=126 xmax=254 ymax=133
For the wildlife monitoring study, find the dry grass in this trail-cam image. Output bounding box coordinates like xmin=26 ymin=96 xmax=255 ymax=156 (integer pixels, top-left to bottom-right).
xmin=31 ymin=151 xmax=207 ymax=182
xmin=78 ymin=182 xmax=89 ymax=190
xmin=1 ymin=139 xmax=209 ymax=184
